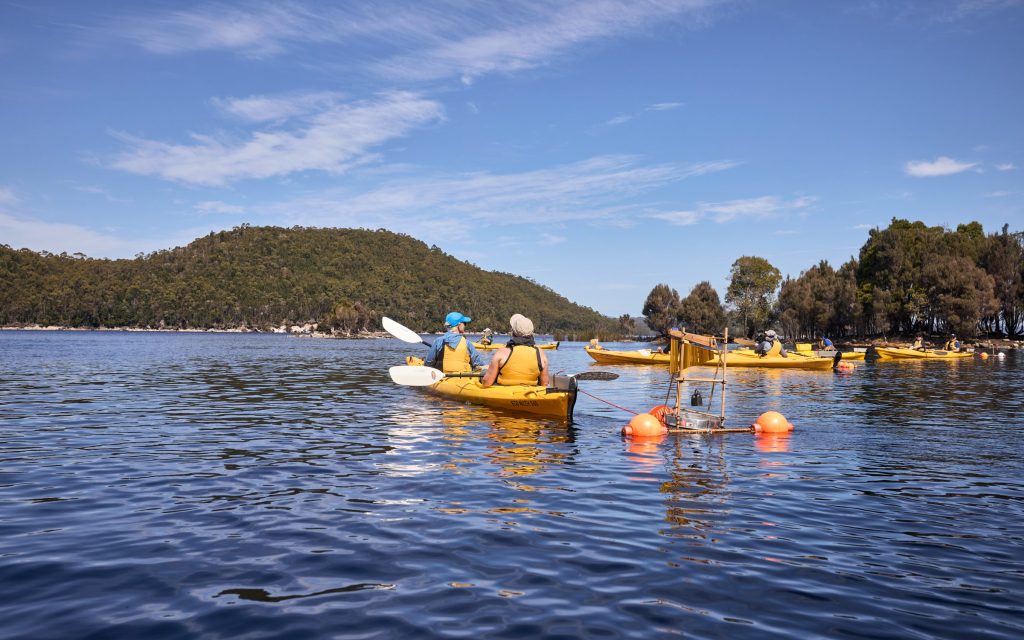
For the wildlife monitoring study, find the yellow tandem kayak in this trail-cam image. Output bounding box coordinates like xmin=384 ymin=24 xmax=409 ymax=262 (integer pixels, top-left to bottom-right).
xmin=709 ymin=349 xmax=838 ymax=370
xmin=585 ymin=346 xmax=837 ymax=369
xmin=402 ymin=358 xmax=577 ymax=421
xmin=875 ymin=347 xmax=974 ymax=360
xmin=584 ymin=347 xmax=670 ymax=365
xmin=473 ymin=341 xmax=559 ymax=351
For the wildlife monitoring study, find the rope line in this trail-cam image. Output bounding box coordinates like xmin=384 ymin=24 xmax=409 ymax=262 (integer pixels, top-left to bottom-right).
xmin=577 ymin=388 xmax=639 ymax=415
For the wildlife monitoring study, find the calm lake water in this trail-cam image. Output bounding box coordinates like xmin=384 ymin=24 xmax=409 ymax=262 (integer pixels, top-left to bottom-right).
xmin=1 ymin=331 xmax=1021 ymax=639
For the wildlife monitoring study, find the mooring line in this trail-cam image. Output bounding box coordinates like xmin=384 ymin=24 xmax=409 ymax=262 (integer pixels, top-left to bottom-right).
xmin=577 ymin=388 xmax=638 ymax=415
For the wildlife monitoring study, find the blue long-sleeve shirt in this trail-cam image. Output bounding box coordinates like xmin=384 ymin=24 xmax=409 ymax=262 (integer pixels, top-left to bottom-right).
xmin=425 ymin=332 xmax=485 ymax=369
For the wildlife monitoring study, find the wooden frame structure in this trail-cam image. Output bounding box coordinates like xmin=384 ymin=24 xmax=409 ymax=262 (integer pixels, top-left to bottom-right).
xmin=664 ymin=327 xmax=751 ymax=434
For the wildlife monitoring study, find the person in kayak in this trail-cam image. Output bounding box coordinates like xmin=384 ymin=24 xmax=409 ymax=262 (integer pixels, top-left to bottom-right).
xmin=944 ymin=334 xmax=961 ymax=352
xmin=588 ymin=338 xmax=605 ymax=350
xmin=479 ymin=328 xmax=494 ymax=346
xmin=480 ymin=314 xmax=550 ymax=387
xmin=911 ymin=335 xmax=925 ymax=350
xmin=425 ymin=311 xmax=485 ymax=374
xmin=819 ymin=336 xmax=836 ymax=351
xmin=756 ymin=329 xmax=787 ymax=357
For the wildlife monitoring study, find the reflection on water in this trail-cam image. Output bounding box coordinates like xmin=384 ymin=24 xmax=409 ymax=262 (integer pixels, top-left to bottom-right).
xmin=1 ymin=333 xmax=1022 ymax=639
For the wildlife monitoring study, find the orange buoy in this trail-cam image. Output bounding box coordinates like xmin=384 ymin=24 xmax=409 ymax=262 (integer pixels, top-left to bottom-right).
xmin=980 ymin=352 xmax=989 ymax=359
xmin=835 ymin=360 xmax=855 ymax=371
xmin=648 ymin=404 xmax=671 ymax=424
xmin=622 ymin=412 xmax=668 ymax=437
xmin=752 ymin=410 xmax=794 ymax=433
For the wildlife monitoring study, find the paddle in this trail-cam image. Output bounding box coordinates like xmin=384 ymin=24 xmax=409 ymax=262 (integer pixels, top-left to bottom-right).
xmin=382 ymin=316 xmax=432 ymax=347
xmin=388 ymin=365 xmax=618 ymax=387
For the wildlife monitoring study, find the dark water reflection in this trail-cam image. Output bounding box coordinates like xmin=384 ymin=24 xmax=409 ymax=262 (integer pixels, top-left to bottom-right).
xmin=1 ymin=332 xmax=1021 ymax=639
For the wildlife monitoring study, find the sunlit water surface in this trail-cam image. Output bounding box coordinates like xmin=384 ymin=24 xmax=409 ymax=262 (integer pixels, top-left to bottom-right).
xmin=1 ymin=332 xmax=1021 ymax=639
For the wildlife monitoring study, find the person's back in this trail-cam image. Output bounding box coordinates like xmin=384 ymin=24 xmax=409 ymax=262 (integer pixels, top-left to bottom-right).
xmin=426 ymin=311 xmax=484 ymax=373
xmin=481 ymin=314 xmax=549 ymax=387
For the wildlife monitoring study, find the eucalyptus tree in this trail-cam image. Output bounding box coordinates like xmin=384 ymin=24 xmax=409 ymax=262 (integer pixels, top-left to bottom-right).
xmin=981 ymin=224 xmax=1024 ymax=336
xmin=725 ymin=256 xmax=781 ymax=337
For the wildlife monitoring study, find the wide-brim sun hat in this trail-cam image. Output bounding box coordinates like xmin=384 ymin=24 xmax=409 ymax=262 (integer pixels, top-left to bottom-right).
xmin=445 ymin=311 xmax=471 ymax=326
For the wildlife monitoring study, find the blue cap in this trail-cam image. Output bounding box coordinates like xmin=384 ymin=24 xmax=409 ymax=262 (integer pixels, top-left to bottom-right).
xmin=445 ymin=311 xmax=471 ymax=326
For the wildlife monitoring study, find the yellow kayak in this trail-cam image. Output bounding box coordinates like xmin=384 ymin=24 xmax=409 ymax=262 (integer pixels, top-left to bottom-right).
xmin=584 ymin=347 xmax=670 ymax=365
xmin=473 ymin=341 xmax=559 ymax=351
xmin=794 ymin=344 xmax=867 ymax=360
xmin=708 ymin=348 xmax=838 ymax=370
xmin=875 ymin=347 xmax=974 ymax=360
xmin=403 ymin=358 xmax=576 ymax=421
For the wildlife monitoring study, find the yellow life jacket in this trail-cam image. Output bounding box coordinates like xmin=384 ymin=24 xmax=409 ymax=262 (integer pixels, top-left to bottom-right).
xmin=442 ymin=336 xmax=472 ymax=373
xmin=497 ymin=345 xmax=542 ymax=385
xmin=766 ymin=340 xmax=782 ymax=357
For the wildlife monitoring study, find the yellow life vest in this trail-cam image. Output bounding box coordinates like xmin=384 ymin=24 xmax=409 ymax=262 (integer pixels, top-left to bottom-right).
xmin=442 ymin=336 xmax=472 ymax=373
xmin=497 ymin=345 xmax=542 ymax=385
xmin=765 ymin=340 xmax=782 ymax=357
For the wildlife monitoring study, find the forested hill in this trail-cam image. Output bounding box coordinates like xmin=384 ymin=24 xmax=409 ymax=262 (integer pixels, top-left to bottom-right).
xmin=0 ymin=226 xmax=618 ymax=334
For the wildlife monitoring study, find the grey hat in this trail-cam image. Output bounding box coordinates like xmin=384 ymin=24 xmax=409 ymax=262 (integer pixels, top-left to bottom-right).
xmin=509 ymin=314 xmax=534 ymax=337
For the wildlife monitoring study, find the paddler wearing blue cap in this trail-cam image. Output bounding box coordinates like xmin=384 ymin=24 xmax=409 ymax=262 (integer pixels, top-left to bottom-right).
xmin=425 ymin=311 xmax=486 ymax=374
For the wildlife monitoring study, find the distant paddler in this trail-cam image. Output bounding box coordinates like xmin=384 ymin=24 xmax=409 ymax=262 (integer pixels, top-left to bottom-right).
xmin=424 ymin=311 xmax=486 ymax=374
xmin=911 ymin=334 xmax=925 ymax=351
xmin=481 ymin=314 xmax=550 ymax=387
xmin=944 ymin=334 xmax=962 ymax=352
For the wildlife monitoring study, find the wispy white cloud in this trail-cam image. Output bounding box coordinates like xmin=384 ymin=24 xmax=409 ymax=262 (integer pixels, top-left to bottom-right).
xmin=372 ymin=1 xmax=725 ymax=83
xmin=646 ymin=102 xmax=684 ymax=111
xmin=995 ymin=162 xmax=1015 ymax=171
xmin=904 ymin=156 xmax=977 ymax=177
xmin=0 ymin=212 xmax=130 ymax=255
xmin=255 ymin=155 xmax=737 ymax=238
xmin=195 ymin=200 xmax=245 ymax=214
xmin=540 ymin=232 xmax=567 ymax=245
xmin=604 ymin=101 xmax=684 ymax=127
xmin=853 ymin=223 xmax=876 ymax=230
xmin=109 ymin=91 xmax=444 ymax=186
xmin=0 ymin=186 xmax=18 ymax=205
xmin=212 ymin=91 xmax=347 ymax=123
xmin=984 ymin=190 xmax=1010 ymax=197
xmin=939 ymin=0 xmax=1023 ymax=22
xmin=112 ymin=1 xmax=727 ymax=83
xmin=652 ymin=195 xmax=816 ymax=225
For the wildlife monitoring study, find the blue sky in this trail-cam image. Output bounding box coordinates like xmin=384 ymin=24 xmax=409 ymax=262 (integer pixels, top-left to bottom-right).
xmin=1 ymin=0 xmax=1021 ymax=317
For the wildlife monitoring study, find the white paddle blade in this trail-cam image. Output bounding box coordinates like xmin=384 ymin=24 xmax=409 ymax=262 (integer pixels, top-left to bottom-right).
xmin=383 ymin=317 xmax=426 ymax=344
xmin=389 ymin=365 xmax=446 ymax=386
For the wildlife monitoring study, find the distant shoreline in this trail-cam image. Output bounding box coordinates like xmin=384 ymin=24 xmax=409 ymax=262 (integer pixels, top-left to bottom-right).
xmin=2 ymin=325 xmax=1019 ymax=348
xmin=0 ymin=324 xmax=389 ymax=339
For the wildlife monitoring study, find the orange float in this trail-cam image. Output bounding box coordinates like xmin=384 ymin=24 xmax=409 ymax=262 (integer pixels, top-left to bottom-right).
xmin=622 ymin=412 xmax=668 ymax=437
xmin=751 ymin=411 xmax=794 ymax=433
xmin=648 ymin=404 xmax=672 ymax=424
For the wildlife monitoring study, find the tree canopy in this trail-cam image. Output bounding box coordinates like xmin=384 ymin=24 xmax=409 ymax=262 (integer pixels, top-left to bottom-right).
xmin=0 ymin=226 xmax=620 ymax=335
xmin=725 ymin=256 xmax=781 ymax=337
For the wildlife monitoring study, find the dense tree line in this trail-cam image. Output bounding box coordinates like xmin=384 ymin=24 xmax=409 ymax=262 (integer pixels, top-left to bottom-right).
xmin=641 ymin=219 xmax=1022 ymax=339
xmin=0 ymin=226 xmax=620 ymax=335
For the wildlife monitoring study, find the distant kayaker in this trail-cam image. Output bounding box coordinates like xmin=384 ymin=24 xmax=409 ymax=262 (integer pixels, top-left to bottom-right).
xmin=480 ymin=314 xmax=550 ymax=387
xmin=912 ymin=335 xmax=924 ymax=350
xmin=425 ymin=311 xmax=485 ymax=374
xmin=756 ymin=329 xmax=787 ymax=357
xmin=944 ymin=334 xmax=961 ymax=352
xmin=479 ymin=328 xmax=494 ymax=346
xmin=588 ymin=338 xmax=605 ymax=350
xmin=819 ymin=337 xmax=836 ymax=351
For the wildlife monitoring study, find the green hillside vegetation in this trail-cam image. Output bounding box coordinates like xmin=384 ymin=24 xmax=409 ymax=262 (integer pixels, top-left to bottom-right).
xmin=0 ymin=225 xmax=619 ymax=335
